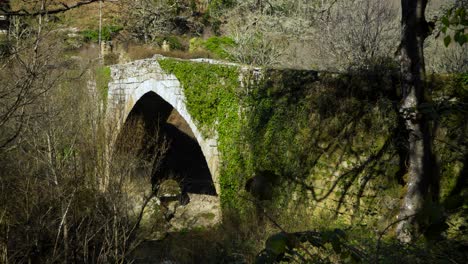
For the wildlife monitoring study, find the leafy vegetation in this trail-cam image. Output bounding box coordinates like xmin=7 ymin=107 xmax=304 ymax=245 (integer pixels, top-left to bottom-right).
xmin=158 ymin=58 xmax=247 ymax=208
xmin=440 ymin=4 xmax=468 ymax=47
xmin=0 ymin=0 xmax=467 ymax=263
xmin=159 ymin=57 xmax=467 ymax=261
xmin=190 ymin=36 xmax=236 ymax=59
xmin=80 ymin=25 xmax=123 ymax=42
xmin=95 ymin=66 xmax=111 ymax=106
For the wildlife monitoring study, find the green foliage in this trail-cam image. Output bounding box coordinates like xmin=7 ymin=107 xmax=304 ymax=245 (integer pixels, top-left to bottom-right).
xmin=189 ymin=36 xmax=235 ymax=59
xmin=160 ymin=58 xmax=466 ymax=243
xmin=245 ymin=70 xmax=397 ymax=197
xmin=156 ymin=36 xmax=184 ymax=50
xmin=189 ymin=37 xmax=204 ymax=52
xmin=203 ymin=36 xmax=236 ymax=59
xmin=455 ymin=72 xmax=468 ymax=98
xmin=81 ymin=25 xmax=123 ymax=43
xmin=166 ymin=36 xmax=183 ymax=50
xmin=256 ymin=229 xmax=364 ymax=264
xmin=95 ymin=66 xmax=111 ymax=106
xmin=158 ymin=58 xmax=247 ymax=208
xmin=440 ymin=6 xmax=468 ymax=46
xmin=158 ymin=59 xmax=238 ymax=135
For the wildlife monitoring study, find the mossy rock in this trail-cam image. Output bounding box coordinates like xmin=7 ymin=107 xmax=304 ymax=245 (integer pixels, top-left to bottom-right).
xmin=158 ymin=179 xmax=182 ymax=198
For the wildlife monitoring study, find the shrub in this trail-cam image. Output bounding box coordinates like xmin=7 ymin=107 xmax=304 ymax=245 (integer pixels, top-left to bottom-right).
xmin=203 ymin=36 xmax=236 ymax=59
xmin=189 ymin=36 xmax=235 ymax=59
xmin=165 ymin=36 xmax=184 ymax=50
xmin=81 ymin=25 xmax=123 ymax=43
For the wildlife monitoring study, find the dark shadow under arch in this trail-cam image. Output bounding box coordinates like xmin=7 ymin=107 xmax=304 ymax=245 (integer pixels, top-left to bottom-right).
xmin=116 ymin=91 xmax=217 ymax=196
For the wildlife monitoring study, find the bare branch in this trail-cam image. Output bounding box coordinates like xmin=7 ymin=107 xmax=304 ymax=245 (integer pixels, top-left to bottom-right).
xmin=1 ymin=0 xmax=101 ymax=17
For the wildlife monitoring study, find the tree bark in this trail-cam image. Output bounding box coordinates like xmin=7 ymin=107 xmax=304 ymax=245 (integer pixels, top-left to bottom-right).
xmin=396 ymin=0 xmax=438 ymax=243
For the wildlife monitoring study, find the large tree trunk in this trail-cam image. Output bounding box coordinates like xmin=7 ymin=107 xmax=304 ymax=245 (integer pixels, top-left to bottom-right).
xmin=396 ymin=0 xmax=439 ymax=243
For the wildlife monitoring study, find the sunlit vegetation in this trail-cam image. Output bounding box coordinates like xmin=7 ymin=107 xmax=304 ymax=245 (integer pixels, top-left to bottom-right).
xmin=0 ymin=0 xmax=466 ymax=263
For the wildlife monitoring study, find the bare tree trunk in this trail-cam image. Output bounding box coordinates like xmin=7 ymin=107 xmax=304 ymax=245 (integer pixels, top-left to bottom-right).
xmin=396 ymin=0 xmax=439 ymax=243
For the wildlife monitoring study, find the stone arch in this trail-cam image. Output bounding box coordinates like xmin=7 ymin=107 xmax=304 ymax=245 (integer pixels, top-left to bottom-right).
xmin=110 ymin=70 xmax=220 ymax=196
xmin=117 ymin=90 xmax=217 ymax=196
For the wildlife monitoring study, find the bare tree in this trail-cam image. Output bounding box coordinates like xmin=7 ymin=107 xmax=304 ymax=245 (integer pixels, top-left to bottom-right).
xmin=426 ymin=38 xmax=468 ymax=73
xmin=120 ymin=0 xmax=198 ymax=43
xmin=312 ymin=0 xmax=399 ymax=70
xmin=0 ymin=4 xmax=172 ymax=262
xmin=1 ymin=0 xmax=101 ymax=16
xmin=225 ymin=13 xmax=288 ymax=66
xmin=0 ymin=13 xmax=61 ymax=150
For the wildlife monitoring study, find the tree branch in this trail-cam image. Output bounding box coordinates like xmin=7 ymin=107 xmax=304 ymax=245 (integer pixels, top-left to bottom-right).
xmin=1 ymin=0 xmax=102 ymax=17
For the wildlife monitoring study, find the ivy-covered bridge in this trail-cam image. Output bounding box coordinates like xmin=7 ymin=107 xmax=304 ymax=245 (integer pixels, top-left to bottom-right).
xmin=106 ymin=56 xmax=319 ymax=203
xmin=105 ymin=55 xmax=463 ymax=237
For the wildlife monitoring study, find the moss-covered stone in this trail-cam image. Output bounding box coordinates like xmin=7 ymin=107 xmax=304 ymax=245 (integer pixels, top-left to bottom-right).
xmin=96 ymin=66 xmax=111 ymax=106
xmin=159 ymin=58 xmax=247 ymax=208
xmin=158 ymin=58 xmax=466 ymax=230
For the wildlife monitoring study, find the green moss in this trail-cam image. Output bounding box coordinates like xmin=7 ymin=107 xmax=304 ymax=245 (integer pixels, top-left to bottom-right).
xmin=96 ymin=66 xmax=111 ymax=106
xmin=157 ymin=59 xmax=465 ymax=228
xmin=200 ymin=212 xmax=216 ymax=220
xmin=159 ymin=58 xmax=248 ymax=208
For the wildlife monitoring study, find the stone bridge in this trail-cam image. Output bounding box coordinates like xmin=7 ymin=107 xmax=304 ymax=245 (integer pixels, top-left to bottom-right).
xmin=106 ymin=56 xmax=320 ymax=229
xmin=107 ymin=57 xmax=228 ymax=193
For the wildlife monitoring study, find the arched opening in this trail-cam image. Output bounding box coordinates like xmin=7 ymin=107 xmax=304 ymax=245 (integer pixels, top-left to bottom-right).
xmin=116 ymin=91 xmax=217 ymax=199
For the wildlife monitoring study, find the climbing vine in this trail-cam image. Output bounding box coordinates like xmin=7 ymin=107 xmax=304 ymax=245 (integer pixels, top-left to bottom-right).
xmin=159 ymin=58 xmax=249 ymax=208
xmin=95 ymin=66 xmax=111 ymax=107
xmin=158 ymin=58 xmax=466 ymax=229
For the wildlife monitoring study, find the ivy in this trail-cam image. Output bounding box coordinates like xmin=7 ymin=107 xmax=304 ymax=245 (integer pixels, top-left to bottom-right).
xmin=158 ymin=58 xmax=465 ymax=225
xmin=158 ymin=58 xmax=248 ymax=208
xmin=440 ymin=6 xmax=468 ymax=47
xmin=96 ymin=66 xmax=111 ymax=107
